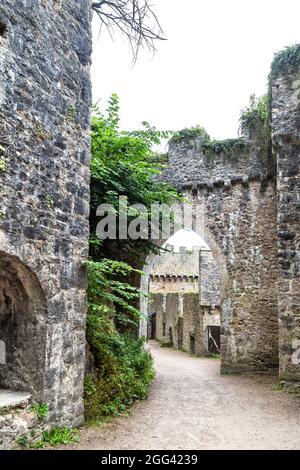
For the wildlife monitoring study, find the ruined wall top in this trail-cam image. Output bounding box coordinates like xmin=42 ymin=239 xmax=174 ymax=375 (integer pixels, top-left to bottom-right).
xmin=160 ymin=129 xmax=275 ymax=190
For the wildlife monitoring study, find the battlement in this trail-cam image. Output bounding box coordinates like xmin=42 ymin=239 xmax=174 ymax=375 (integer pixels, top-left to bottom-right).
xmin=160 ymin=133 xmax=275 ymax=189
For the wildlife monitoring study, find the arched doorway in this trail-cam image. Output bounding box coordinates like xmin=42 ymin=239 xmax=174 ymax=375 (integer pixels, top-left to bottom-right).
xmin=141 ymin=227 xmax=226 ymax=358
xmin=0 ymin=252 xmax=47 ymax=398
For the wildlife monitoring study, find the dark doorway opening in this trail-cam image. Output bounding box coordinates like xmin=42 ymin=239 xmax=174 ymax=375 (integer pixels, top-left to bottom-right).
xmin=149 ymin=312 xmax=156 ymax=339
xmin=207 ymin=325 xmax=220 ymax=354
xmin=0 ymin=22 xmax=7 ymax=37
xmin=0 ymin=252 xmax=47 ymax=398
xmin=178 ymin=317 xmax=183 ymax=349
xmin=189 ymin=333 xmax=195 ymax=354
xmin=169 ymin=327 xmax=173 ymax=347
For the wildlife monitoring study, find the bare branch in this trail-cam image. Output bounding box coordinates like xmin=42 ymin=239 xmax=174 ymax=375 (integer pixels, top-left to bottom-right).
xmin=92 ymin=0 xmax=166 ymax=63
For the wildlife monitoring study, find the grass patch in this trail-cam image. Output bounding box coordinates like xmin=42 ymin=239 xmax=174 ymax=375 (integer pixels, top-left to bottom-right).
xmin=30 ymin=403 xmax=49 ymax=420
xmin=16 ymin=427 xmax=79 ymax=449
xmin=272 ymin=382 xmax=285 ymax=391
xmin=206 ymin=353 xmax=220 ymax=359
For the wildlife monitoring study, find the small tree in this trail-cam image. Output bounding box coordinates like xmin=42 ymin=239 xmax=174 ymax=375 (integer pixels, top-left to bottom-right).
xmin=92 ymin=0 xmax=165 ymax=62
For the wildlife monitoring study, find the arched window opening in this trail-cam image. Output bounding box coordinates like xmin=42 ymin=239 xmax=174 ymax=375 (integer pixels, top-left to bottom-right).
xmin=0 ymin=252 xmax=47 ymax=400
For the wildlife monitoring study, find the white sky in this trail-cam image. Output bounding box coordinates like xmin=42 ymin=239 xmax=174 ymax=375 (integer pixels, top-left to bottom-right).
xmin=163 ymin=229 xmax=209 ymax=252
xmin=91 ymin=0 xmax=300 ymax=140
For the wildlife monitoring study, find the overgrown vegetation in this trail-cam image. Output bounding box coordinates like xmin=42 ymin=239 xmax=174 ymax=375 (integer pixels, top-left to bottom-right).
xmin=85 ymin=259 xmax=154 ymax=421
xmin=170 ymin=124 xmax=246 ymax=159
xmin=41 ymin=427 xmax=79 ymax=447
xmin=16 ymin=427 xmax=78 ymax=449
xmin=239 ymin=94 xmax=269 ymax=138
xmin=86 ymin=95 xmax=179 ymax=421
xmin=239 ymin=94 xmax=271 ymax=157
xmin=203 ymin=138 xmax=246 ymax=159
xmin=272 ymin=382 xmax=285 ymax=392
xmin=90 ymin=94 xmax=180 ymax=264
xmin=270 ymin=43 xmax=300 ymax=79
xmin=30 ymin=403 xmax=49 ymax=420
xmin=170 ymin=126 xmax=210 ymax=144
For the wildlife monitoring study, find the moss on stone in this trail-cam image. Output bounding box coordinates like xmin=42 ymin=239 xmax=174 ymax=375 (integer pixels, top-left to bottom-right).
xmin=203 ymin=138 xmax=246 ymax=159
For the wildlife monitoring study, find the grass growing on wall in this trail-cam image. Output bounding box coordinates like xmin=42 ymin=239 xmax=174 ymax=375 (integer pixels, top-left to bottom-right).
xmin=270 ymin=43 xmax=300 ymax=79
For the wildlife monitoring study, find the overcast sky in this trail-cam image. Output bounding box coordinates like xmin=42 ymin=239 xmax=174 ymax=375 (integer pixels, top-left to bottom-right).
xmin=91 ymin=0 xmax=300 ymax=140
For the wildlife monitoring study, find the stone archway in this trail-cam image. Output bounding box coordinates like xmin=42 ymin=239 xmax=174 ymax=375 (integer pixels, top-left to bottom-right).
xmin=139 ymin=217 xmax=228 ymax=363
xmin=0 ymin=251 xmax=47 ymax=399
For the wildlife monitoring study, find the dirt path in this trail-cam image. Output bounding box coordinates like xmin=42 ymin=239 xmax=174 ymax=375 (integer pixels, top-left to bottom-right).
xmin=66 ymin=341 xmax=300 ymax=450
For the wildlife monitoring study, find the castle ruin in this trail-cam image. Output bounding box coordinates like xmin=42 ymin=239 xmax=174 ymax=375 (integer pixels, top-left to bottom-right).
xmin=0 ymin=0 xmax=300 ymax=450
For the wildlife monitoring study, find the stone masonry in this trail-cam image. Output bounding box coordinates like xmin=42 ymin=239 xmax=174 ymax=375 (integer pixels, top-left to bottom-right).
xmin=271 ymin=55 xmax=300 ymax=383
xmin=0 ymin=0 xmax=92 ymax=445
xmin=1 ymin=1 xmax=300 ymax=447
xmin=146 ymin=135 xmax=279 ymax=372
xmin=147 ymin=246 xmax=220 ymax=355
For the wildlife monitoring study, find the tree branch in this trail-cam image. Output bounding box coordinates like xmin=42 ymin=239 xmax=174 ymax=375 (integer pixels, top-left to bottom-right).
xmin=92 ymin=0 xmax=166 ymax=63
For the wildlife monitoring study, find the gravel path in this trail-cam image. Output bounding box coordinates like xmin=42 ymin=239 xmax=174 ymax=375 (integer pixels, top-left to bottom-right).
xmin=66 ymin=341 xmax=300 ymax=450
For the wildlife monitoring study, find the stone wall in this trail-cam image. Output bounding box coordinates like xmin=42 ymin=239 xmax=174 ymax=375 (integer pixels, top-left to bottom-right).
xmin=199 ymin=250 xmax=221 ymax=306
xmin=0 ymin=0 xmax=92 ymax=435
xmin=149 ymin=275 xmax=199 ymax=294
xmin=151 ymin=249 xmax=200 ymax=276
xmin=203 ymin=178 xmax=279 ymax=372
xmin=271 ymin=53 xmax=300 ymax=382
xmin=0 ymin=393 xmax=44 ymax=450
xmin=159 ymin=133 xmax=279 ymax=373
xmin=149 ymin=292 xmax=202 ymax=354
xmin=162 ymin=136 xmax=275 ymax=189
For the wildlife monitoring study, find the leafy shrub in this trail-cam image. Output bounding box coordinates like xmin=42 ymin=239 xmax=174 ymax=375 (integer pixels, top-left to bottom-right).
xmin=239 ymin=94 xmax=268 ymax=137
xmin=90 ymin=94 xmax=181 ymax=264
xmin=239 ymin=94 xmax=271 ymax=157
xmin=16 ymin=435 xmax=28 ymax=448
xmin=85 ymin=259 xmax=154 ymax=421
xmin=86 ymin=95 xmax=174 ymax=422
xmin=84 ymin=332 xmax=154 ymax=420
xmin=171 ymin=126 xmax=210 ymax=144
